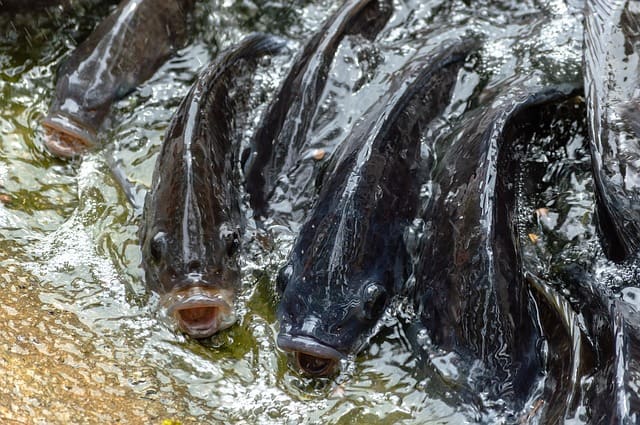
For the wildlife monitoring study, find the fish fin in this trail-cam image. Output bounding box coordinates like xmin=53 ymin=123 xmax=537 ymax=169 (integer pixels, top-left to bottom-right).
xmin=106 ymin=154 xmax=145 ymax=214
xmin=240 ymin=146 xmax=251 ymax=171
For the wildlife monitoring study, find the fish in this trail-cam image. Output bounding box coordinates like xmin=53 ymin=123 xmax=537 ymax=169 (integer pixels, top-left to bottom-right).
xmin=583 ymin=0 xmax=640 ymax=261
xmin=243 ymin=0 xmax=392 ymax=218
xmin=139 ymin=33 xmax=285 ymax=339
xmin=276 ymin=39 xmax=477 ymax=376
xmin=412 ymin=81 xmax=580 ymax=407
xmin=505 ymin=94 xmax=640 ymax=422
xmin=41 ymin=0 xmax=194 ymax=158
xmin=525 ymin=269 xmax=640 ymax=424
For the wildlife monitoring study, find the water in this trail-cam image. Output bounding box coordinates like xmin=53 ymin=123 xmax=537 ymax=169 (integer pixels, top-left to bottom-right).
xmin=0 ymin=0 xmax=596 ymax=423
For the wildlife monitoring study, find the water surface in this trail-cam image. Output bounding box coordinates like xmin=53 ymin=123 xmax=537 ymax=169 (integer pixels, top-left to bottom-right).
xmin=0 ymin=0 xmax=595 ymax=423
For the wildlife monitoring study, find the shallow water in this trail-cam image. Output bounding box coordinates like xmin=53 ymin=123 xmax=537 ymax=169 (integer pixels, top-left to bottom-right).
xmin=0 ymin=0 xmax=600 ymax=423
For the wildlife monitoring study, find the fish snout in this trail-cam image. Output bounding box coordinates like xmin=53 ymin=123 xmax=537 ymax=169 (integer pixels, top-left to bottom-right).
xmin=163 ymin=287 xmax=236 ymax=339
xmin=277 ymin=334 xmax=345 ymax=377
xmin=41 ymin=113 xmax=97 ymax=158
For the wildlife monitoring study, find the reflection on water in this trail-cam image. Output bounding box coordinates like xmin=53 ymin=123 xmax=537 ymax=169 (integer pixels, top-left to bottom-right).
xmin=0 ymin=0 xmax=597 ymax=423
xmin=0 ymin=264 xmax=182 ymax=423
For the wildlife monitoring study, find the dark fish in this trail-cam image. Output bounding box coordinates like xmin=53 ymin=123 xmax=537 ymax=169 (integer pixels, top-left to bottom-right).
xmin=506 ymin=96 xmax=640 ymax=423
xmin=41 ymin=0 xmax=194 ymax=158
xmin=526 ymin=269 xmax=640 ymax=424
xmin=413 ymin=81 xmax=579 ymax=406
xmin=276 ymin=39 xmax=477 ymax=376
xmin=139 ymin=34 xmax=285 ymax=339
xmin=462 ymin=81 xmax=640 ymax=423
xmin=243 ymin=0 xmax=392 ymax=218
xmin=584 ymin=0 xmax=640 ymax=261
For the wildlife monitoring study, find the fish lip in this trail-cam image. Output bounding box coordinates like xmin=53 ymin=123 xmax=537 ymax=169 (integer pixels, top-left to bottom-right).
xmin=277 ymin=333 xmax=346 ymax=376
xmin=277 ymin=334 xmax=346 ymax=361
xmin=161 ymin=287 xmax=236 ymax=339
xmin=41 ymin=113 xmax=97 ymax=158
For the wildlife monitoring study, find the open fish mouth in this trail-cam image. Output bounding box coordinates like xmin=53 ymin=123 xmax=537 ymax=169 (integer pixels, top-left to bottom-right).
xmin=277 ymin=334 xmax=345 ymax=377
xmin=162 ymin=287 xmax=236 ymax=339
xmin=41 ymin=113 xmax=97 ymax=158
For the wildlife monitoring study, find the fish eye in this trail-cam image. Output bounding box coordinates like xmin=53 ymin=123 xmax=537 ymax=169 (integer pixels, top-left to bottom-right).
xmin=224 ymin=231 xmax=239 ymax=257
xmin=150 ymin=232 xmax=167 ymax=263
xmin=360 ymin=282 xmax=387 ymax=321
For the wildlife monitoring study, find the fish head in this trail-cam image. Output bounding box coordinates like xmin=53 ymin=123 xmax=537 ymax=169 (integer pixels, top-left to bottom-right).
xmin=140 ymin=221 xmax=241 ymax=338
xmin=276 ymin=256 xmax=390 ymax=376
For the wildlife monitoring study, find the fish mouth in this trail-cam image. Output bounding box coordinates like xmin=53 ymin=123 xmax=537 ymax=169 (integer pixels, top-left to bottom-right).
xmin=161 ymin=287 xmax=236 ymax=339
xmin=41 ymin=113 xmax=97 ymax=158
xmin=277 ymin=334 xmax=345 ymax=377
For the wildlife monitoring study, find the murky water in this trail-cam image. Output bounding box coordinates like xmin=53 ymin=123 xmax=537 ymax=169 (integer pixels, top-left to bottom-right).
xmin=0 ymin=0 xmax=599 ymax=423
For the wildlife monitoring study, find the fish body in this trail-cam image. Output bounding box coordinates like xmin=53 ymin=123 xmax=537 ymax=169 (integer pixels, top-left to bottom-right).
xmin=42 ymin=0 xmax=193 ymax=157
xmin=584 ymin=0 xmax=640 ymax=260
xmin=413 ymin=81 xmax=579 ymax=405
xmin=243 ymin=0 xmax=392 ymax=218
xmin=276 ymin=39 xmax=476 ymax=376
xmin=139 ymin=34 xmax=284 ymax=339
